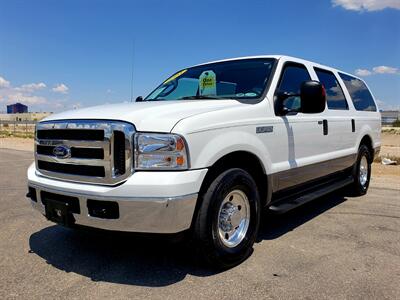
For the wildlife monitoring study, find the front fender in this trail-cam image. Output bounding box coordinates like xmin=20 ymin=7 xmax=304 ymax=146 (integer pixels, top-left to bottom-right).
xmin=185 ymin=128 xmax=271 ymax=174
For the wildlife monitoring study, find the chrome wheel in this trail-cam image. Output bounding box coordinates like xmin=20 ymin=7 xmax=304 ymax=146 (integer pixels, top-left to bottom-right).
xmin=359 ymin=155 xmax=369 ymax=187
xmin=217 ymin=190 xmax=250 ymax=248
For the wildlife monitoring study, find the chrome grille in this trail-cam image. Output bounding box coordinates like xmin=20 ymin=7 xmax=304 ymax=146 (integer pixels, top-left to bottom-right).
xmin=35 ymin=120 xmax=135 ymax=185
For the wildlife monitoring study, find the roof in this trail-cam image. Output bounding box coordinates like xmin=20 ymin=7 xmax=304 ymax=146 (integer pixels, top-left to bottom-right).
xmin=191 ymin=54 xmax=360 ymax=82
xmin=7 ymin=102 xmax=28 ymax=107
xmin=192 ymin=55 xmax=283 ymax=67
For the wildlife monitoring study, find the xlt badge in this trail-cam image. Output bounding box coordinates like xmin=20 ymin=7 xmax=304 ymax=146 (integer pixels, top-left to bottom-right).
xmin=256 ymin=126 xmax=273 ymax=134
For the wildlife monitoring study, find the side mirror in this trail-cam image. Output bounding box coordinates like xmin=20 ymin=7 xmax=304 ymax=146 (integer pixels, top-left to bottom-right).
xmin=300 ymin=80 xmax=326 ymax=114
xmin=275 ymin=91 xmax=298 ymax=115
xmin=135 ymin=96 xmax=143 ymax=102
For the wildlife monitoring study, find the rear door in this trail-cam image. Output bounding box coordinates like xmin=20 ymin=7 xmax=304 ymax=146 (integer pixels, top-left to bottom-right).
xmin=312 ymin=67 xmax=355 ymax=168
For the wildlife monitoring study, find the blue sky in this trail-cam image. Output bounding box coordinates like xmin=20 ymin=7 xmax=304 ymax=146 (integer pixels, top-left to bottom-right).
xmin=0 ymin=0 xmax=399 ymax=112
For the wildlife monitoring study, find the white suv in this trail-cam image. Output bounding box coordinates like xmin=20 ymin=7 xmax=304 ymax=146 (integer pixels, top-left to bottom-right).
xmin=27 ymin=55 xmax=381 ymax=268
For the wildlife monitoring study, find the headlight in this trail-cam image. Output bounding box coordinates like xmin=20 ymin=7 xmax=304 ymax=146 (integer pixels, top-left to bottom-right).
xmin=134 ymin=133 xmax=189 ymax=170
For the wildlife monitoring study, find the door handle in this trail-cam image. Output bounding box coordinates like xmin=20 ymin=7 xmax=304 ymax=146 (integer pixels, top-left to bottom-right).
xmin=317 ymin=120 xmax=328 ymax=135
xmin=323 ymin=119 xmax=328 ymax=135
xmin=351 ymin=119 xmax=355 ymax=132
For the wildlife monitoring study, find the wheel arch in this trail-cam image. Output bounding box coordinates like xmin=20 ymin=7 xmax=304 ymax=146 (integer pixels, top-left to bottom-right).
xmin=359 ymin=134 xmax=374 ymax=163
xmin=192 ymin=151 xmax=271 ymax=229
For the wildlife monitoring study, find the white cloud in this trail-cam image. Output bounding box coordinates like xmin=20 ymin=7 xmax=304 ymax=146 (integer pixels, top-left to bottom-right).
xmin=0 ymin=76 xmax=11 ymax=88
xmin=52 ymin=83 xmax=69 ymax=94
xmin=0 ymin=76 xmax=73 ymax=112
xmin=16 ymin=82 xmax=46 ymax=93
xmin=354 ymin=65 xmax=399 ymax=76
xmin=372 ymin=66 xmax=399 ymax=74
xmin=7 ymin=92 xmax=47 ymax=105
xmin=0 ymin=76 xmax=49 ymax=107
xmin=332 ymin=0 xmax=400 ymax=11
xmin=0 ymin=89 xmax=48 ymax=106
xmin=355 ymin=69 xmax=372 ymax=76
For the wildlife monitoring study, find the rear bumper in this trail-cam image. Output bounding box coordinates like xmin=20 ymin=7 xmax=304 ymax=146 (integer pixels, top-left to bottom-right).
xmin=27 ymin=164 xmax=207 ymax=233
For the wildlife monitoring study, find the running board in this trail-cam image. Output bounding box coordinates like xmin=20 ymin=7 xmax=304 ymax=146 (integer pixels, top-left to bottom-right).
xmin=268 ymin=177 xmax=353 ymax=214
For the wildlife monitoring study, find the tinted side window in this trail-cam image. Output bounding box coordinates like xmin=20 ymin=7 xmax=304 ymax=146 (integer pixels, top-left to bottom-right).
xmin=314 ymin=68 xmax=348 ymax=110
xmin=277 ymin=64 xmax=311 ymax=111
xmin=339 ymin=73 xmax=377 ymax=111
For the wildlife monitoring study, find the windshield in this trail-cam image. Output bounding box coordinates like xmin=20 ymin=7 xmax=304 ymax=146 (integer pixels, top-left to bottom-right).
xmin=145 ymin=58 xmax=276 ymax=101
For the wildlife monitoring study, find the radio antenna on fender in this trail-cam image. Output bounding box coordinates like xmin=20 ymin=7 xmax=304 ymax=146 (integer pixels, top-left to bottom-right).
xmin=130 ymin=38 xmax=135 ymax=102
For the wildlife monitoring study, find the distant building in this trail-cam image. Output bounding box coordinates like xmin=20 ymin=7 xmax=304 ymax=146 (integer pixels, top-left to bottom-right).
xmin=380 ymin=111 xmax=400 ymax=126
xmin=7 ymin=103 xmax=28 ymax=114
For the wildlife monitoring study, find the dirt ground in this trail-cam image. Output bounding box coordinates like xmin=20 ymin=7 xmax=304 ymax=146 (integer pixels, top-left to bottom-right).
xmin=0 ymin=134 xmax=399 ymax=190
xmin=381 ymin=132 xmax=400 ymax=157
xmin=0 ymin=137 xmax=33 ymax=152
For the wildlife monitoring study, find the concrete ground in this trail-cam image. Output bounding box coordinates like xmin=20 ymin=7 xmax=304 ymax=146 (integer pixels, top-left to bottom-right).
xmin=0 ymin=148 xmax=399 ymax=299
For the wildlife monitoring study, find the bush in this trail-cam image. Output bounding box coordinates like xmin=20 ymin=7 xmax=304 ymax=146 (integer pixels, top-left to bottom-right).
xmin=393 ymin=119 xmax=400 ymax=127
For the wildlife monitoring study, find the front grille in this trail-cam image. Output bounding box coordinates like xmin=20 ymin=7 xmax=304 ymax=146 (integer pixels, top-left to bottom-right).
xmin=37 ymin=145 xmax=104 ymax=159
xmin=38 ymin=161 xmax=106 ymax=177
xmin=37 ymin=129 xmax=104 ymax=140
xmin=113 ymin=131 xmax=126 ymax=176
xmin=35 ymin=120 xmax=135 ymax=185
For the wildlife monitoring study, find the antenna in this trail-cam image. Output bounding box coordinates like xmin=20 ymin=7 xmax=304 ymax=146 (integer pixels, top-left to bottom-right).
xmin=130 ymin=39 xmax=135 ymax=102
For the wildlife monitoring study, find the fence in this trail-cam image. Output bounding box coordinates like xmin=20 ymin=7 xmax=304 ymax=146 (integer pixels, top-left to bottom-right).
xmin=0 ymin=120 xmax=37 ymax=137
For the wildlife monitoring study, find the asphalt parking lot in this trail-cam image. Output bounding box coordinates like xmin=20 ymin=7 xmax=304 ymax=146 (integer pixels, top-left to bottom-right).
xmin=0 ymin=148 xmax=399 ymax=299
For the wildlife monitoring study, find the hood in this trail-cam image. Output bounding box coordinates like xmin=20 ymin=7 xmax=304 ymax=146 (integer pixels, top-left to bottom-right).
xmin=42 ymin=100 xmax=242 ymax=132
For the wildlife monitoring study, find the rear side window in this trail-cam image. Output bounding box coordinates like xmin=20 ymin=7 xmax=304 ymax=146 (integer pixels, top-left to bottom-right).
xmin=314 ymin=68 xmax=348 ymax=110
xmin=276 ymin=63 xmax=311 ymax=111
xmin=339 ymin=73 xmax=377 ymax=111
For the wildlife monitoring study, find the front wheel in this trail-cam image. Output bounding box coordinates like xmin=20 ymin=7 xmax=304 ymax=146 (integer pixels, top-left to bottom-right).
xmin=193 ymin=168 xmax=261 ymax=269
xmin=348 ymin=144 xmax=372 ymax=196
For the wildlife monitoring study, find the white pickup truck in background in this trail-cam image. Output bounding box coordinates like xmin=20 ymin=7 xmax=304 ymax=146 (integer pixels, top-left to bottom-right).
xmin=27 ymin=55 xmax=381 ymax=268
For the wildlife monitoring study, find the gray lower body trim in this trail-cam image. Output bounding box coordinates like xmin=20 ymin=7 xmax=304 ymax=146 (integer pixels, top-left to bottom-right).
xmin=271 ymin=154 xmax=357 ymax=192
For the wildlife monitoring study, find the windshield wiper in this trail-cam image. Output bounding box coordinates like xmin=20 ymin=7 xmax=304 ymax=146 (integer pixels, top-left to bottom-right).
xmin=179 ymin=95 xmax=225 ymax=100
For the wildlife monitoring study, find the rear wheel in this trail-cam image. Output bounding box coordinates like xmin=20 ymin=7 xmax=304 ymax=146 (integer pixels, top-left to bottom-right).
xmin=348 ymin=144 xmax=372 ymax=196
xmin=193 ymin=168 xmax=261 ymax=269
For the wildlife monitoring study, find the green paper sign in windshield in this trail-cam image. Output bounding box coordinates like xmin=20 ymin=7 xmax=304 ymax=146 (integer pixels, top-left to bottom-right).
xmin=199 ymin=70 xmax=216 ymax=96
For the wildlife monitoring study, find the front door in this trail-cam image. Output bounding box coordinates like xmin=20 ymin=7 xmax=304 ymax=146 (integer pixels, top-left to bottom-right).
xmin=271 ymin=62 xmax=333 ymax=191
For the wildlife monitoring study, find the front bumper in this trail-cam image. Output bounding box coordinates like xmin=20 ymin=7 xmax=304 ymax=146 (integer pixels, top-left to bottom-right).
xmin=27 ymin=164 xmax=207 ymax=233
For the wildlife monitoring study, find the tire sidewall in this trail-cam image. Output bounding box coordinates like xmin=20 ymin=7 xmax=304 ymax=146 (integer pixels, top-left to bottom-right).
xmin=201 ymin=168 xmax=260 ymax=265
xmin=354 ymin=145 xmax=371 ymax=194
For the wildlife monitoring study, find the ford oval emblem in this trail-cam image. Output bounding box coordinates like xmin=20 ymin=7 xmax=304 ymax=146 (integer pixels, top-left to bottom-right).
xmin=53 ymin=145 xmax=71 ymax=159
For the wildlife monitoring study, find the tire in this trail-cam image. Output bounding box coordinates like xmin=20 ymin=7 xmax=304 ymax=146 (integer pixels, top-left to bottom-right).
xmin=348 ymin=144 xmax=372 ymax=196
xmin=193 ymin=168 xmax=261 ymax=269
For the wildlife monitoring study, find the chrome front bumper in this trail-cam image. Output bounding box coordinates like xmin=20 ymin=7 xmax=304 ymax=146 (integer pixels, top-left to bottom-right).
xmin=27 ymin=164 xmax=208 ymax=233
xmin=28 ymin=183 xmax=198 ymax=233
